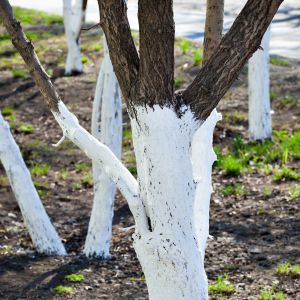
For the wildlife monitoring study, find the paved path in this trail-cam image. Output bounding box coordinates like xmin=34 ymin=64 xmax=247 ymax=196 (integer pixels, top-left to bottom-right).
xmin=10 ymin=0 xmax=300 ymax=59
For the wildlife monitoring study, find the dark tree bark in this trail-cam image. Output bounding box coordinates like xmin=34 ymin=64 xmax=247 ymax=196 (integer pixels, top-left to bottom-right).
xmin=97 ymin=0 xmax=139 ymax=102
xmin=136 ymin=0 xmax=175 ymax=107
xmin=202 ymin=0 xmax=224 ymax=65
xmin=183 ymin=0 xmax=283 ymax=120
xmin=98 ymin=0 xmax=283 ymax=121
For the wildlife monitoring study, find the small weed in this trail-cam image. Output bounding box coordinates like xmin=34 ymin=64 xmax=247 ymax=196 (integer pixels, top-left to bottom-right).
xmin=276 ymin=262 xmax=290 ymax=275
xmin=290 ymin=264 xmax=300 ymax=276
xmin=279 ymin=95 xmax=299 ymax=108
xmin=192 ymin=48 xmax=202 ymax=66
xmin=270 ymin=56 xmax=289 ymax=66
xmin=72 ymin=182 xmax=82 ymax=191
xmin=288 ymin=186 xmax=300 ymax=201
xmin=220 ymin=155 xmax=242 ymax=176
xmin=65 ymin=273 xmax=85 ymax=283
xmin=263 ymin=186 xmax=273 ymax=197
xmin=222 ymin=184 xmax=246 ymax=197
xmin=2 ymin=106 xmax=15 ymax=116
xmin=82 ymin=172 xmax=93 ymax=187
xmin=18 ymin=123 xmax=34 ymax=133
xmin=59 ymin=169 xmax=69 ymax=180
xmin=175 ymin=76 xmax=185 ymax=89
xmin=88 ymin=43 xmax=103 ymax=52
xmin=273 ymin=167 xmax=299 ymax=182
xmin=179 ymin=39 xmax=191 ymax=55
xmin=53 ymin=285 xmax=73 ymax=295
xmin=31 ymin=164 xmax=50 ymax=176
xmin=270 ymin=90 xmax=278 ymax=102
xmin=81 ymin=56 xmax=90 ymax=64
xmin=75 ymin=162 xmax=90 ymax=172
xmin=208 ymin=275 xmax=235 ymax=295
xmin=276 ymin=262 xmax=300 ymax=276
xmin=12 ymin=69 xmax=26 ymax=79
xmin=259 ymin=286 xmax=285 ymax=300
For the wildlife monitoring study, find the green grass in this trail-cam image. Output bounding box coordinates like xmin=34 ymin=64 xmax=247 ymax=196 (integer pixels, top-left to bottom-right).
xmin=74 ymin=162 xmax=90 ymax=172
xmin=18 ymin=123 xmax=34 ymax=133
xmin=208 ymin=275 xmax=235 ymax=295
xmin=12 ymin=7 xmax=63 ymax=26
xmin=215 ymin=130 xmax=300 ymax=176
xmin=81 ymin=55 xmax=90 ymax=64
xmin=273 ymin=167 xmax=299 ymax=182
xmin=276 ymin=262 xmax=300 ymax=276
xmin=31 ymin=163 xmax=50 ymax=176
xmin=270 ymin=56 xmax=289 ymax=66
xmin=259 ymin=287 xmax=285 ymax=300
xmin=192 ymin=48 xmax=203 ymax=66
xmin=175 ymin=76 xmax=185 ymax=89
xmin=65 ymin=273 xmax=85 ymax=283
xmin=279 ymin=95 xmax=299 ymax=108
xmin=276 ymin=262 xmax=290 ymax=275
xmin=11 ymin=69 xmax=26 ymax=79
xmin=82 ymin=172 xmax=93 ymax=187
xmin=1 ymin=106 xmax=15 ymax=116
xmin=52 ymin=285 xmax=73 ymax=295
xmin=58 ymin=169 xmax=69 ymax=180
xmin=218 ymin=155 xmax=242 ymax=176
xmin=178 ymin=39 xmax=191 ymax=55
xmin=222 ymin=184 xmax=246 ymax=197
xmin=288 ymin=186 xmax=300 ymax=201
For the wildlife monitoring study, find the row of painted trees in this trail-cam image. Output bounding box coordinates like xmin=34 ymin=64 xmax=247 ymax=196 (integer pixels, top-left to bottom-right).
xmin=0 ymin=0 xmax=282 ymax=298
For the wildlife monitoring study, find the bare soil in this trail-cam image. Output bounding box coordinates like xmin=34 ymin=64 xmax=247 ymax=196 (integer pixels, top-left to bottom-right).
xmin=0 ymin=24 xmax=299 ymax=299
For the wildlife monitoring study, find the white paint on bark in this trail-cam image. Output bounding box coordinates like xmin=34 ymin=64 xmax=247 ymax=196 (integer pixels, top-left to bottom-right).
xmin=52 ymin=101 xmax=148 ymax=234
xmin=63 ymin=0 xmax=85 ymax=75
xmin=0 ymin=112 xmax=66 ymax=255
xmin=131 ymin=105 xmax=208 ymax=300
xmin=192 ymin=109 xmax=221 ymax=261
xmin=84 ymin=39 xmax=122 ymax=258
xmin=248 ymin=27 xmax=272 ymax=140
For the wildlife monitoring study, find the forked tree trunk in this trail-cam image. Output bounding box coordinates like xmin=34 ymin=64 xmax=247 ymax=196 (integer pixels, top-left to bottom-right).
xmin=248 ymin=27 xmax=272 ymax=140
xmin=0 ymin=112 xmax=66 ymax=255
xmin=0 ymin=0 xmax=282 ymax=298
xmin=63 ymin=0 xmax=86 ymax=75
xmin=84 ymin=39 xmax=122 ymax=258
xmin=130 ymin=105 xmax=221 ymax=299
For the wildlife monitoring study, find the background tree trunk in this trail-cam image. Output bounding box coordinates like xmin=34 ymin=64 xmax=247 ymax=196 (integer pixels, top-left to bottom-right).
xmin=84 ymin=38 xmax=122 ymax=258
xmin=0 ymin=112 xmax=66 ymax=255
xmin=248 ymin=27 xmax=272 ymax=140
xmin=63 ymin=0 xmax=85 ymax=75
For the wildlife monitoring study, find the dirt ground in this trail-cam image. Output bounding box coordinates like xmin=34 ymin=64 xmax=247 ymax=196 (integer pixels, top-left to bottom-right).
xmin=0 ymin=20 xmax=299 ymax=300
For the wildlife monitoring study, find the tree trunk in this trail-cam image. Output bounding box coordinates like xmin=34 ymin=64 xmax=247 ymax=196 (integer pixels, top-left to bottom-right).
xmin=84 ymin=39 xmax=122 ymax=258
xmin=130 ymin=104 xmax=208 ymax=299
xmin=0 ymin=112 xmax=66 ymax=255
xmin=248 ymin=27 xmax=272 ymax=140
xmin=63 ymin=0 xmax=85 ymax=75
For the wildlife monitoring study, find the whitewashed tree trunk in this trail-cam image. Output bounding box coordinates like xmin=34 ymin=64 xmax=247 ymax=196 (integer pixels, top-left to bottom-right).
xmin=0 ymin=112 xmax=66 ymax=255
xmin=63 ymin=0 xmax=85 ymax=75
xmin=192 ymin=109 xmax=221 ymax=260
xmin=130 ymin=105 xmax=218 ymax=300
xmin=84 ymin=39 xmax=122 ymax=258
xmin=248 ymin=27 xmax=272 ymax=140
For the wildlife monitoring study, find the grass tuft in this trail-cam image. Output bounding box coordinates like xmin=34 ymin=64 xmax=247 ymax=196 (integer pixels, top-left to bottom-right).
xmin=208 ymin=275 xmax=235 ymax=295
xmin=65 ymin=273 xmax=85 ymax=283
xmin=53 ymin=285 xmax=73 ymax=295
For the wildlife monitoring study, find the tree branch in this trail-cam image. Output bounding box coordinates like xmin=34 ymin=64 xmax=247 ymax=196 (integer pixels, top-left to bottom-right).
xmin=0 ymin=0 xmax=149 ymax=234
xmin=183 ymin=0 xmax=283 ymax=120
xmin=202 ymin=0 xmax=224 ymax=65
xmin=136 ymin=0 xmax=175 ymax=107
xmin=97 ymin=0 xmax=139 ymax=101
